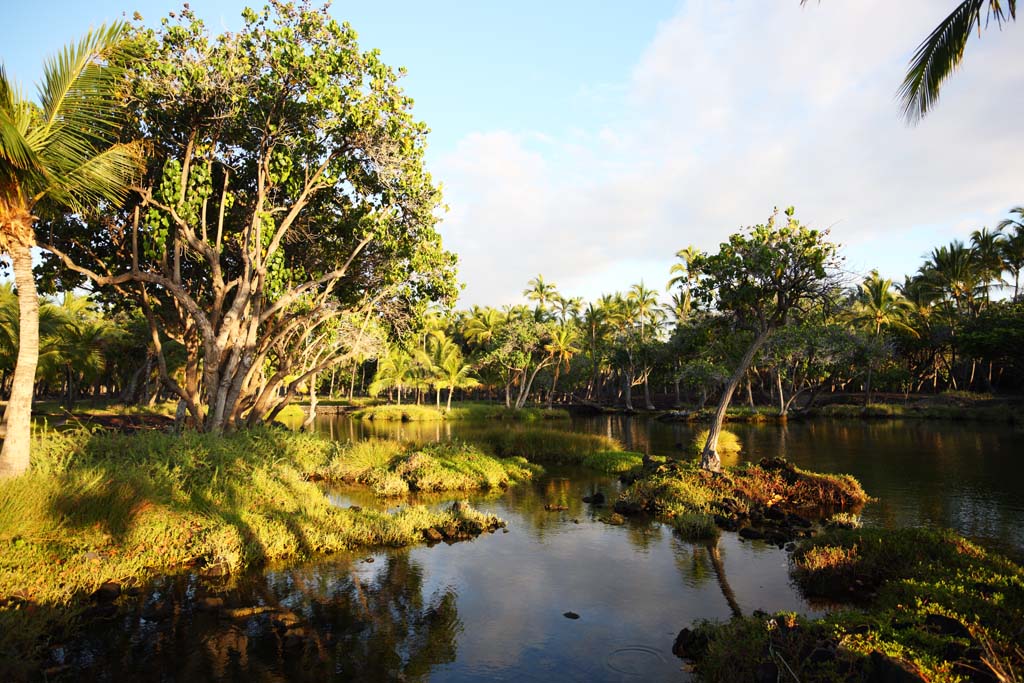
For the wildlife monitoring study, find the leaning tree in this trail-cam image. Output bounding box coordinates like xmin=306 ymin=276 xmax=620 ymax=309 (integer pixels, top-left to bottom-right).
xmin=40 ymin=3 xmax=457 ymax=431
xmin=690 ymin=207 xmax=840 ymax=472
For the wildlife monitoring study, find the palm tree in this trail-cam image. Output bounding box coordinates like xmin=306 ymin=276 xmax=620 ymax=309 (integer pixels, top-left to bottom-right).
xmin=848 ymin=271 xmax=920 ymax=405
xmin=0 ymin=24 xmax=141 ymax=478
xmin=629 ymin=282 xmax=662 ymax=410
xmin=463 ymin=306 xmax=504 ymax=348
xmin=552 ymin=295 xmax=582 ymax=324
xmin=802 ymin=1 xmax=1017 ymax=123
xmin=543 ymin=325 xmax=581 ymax=408
xmin=969 ymin=226 xmax=1006 ymax=293
xmin=667 ymin=245 xmax=700 ymax=319
xmin=435 ymin=343 xmax=480 ymax=411
xmin=368 ymin=347 xmax=418 ymax=405
xmin=898 ymin=0 xmax=1016 ymax=123
xmin=524 ymin=275 xmax=559 ymax=315
xmin=997 ymin=207 xmax=1024 ymax=300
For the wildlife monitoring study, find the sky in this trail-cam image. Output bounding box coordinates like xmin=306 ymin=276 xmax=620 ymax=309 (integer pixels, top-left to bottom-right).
xmin=4 ymin=1 xmax=1023 ymax=307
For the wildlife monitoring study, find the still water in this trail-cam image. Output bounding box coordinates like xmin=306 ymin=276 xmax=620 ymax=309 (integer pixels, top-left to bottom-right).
xmin=63 ymin=415 xmax=1024 ymax=681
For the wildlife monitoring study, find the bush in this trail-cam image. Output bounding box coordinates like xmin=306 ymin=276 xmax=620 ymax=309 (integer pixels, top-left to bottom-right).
xmin=689 ymin=428 xmax=741 ymax=456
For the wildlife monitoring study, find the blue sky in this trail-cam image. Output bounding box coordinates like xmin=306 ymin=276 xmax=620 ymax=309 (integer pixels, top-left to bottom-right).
xmin=4 ymin=1 xmax=1023 ymax=306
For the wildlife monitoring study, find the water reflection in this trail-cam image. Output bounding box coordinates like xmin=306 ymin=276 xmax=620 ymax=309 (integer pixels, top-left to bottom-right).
xmin=64 ymin=552 xmax=462 ymax=681
xmin=307 ymin=414 xmax=1024 ymax=557
xmin=66 ymin=466 xmax=823 ymax=681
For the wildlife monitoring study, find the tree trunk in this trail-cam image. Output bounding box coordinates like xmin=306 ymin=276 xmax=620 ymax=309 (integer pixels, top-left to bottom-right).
xmin=0 ymin=242 xmax=40 ymax=479
xmin=547 ymin=366 xmax=560 ymax=409
xmin=864 ymin=365 xmax=873 ymax=407
xmin=701 ymin=328 xmax=771 ymax=472
xmin=303 ymin=372 xmax=318 ymax=431
xmin=642 ymin=373 xmax=655 ymax=410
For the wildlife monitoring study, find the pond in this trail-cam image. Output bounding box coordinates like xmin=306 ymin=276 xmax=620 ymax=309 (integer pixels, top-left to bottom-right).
xmin=60 ymin=414 xmax=1024 ymax=681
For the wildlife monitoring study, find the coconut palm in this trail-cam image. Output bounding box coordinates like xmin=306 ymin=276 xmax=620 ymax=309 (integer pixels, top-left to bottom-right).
xmin=803 ymin=1 xmax=1017 ymax=123
xmin=667 ymin=245 xmax=700 ymax=319
xmin=897 ymin=0 xmax=1016 ymax=123
xmin=849 ymin=271 xmax=920 ymax=405
xmin=543 ymin=325 xmax=581 ymax=408
xmin=463 ymin=306 xmax=505 ymax=349
xmin=435 ymin=342 xmax=480 ymax=411
xmin=524 ymin=275 xmax=559 ymax=315
xmin=970 ymin=226 xmax=1006 ymax=291
xmin=368 ymin=347 xmax=418 ymax=405
xmin=997 ymin=207 xmax=1024 ymax=300
xmin=0 ymin=24 xmax=141 ymax=477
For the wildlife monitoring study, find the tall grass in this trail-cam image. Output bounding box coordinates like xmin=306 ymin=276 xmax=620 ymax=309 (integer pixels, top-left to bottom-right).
xmin=321 ymin=439 xmax=542 ymax=496
xmin=0 ymin=428 xmax=505 ymax=668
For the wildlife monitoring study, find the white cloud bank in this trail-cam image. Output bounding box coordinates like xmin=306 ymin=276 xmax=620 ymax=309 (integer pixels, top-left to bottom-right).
xmin=436 ymin=0 xmax=1024 ymax=306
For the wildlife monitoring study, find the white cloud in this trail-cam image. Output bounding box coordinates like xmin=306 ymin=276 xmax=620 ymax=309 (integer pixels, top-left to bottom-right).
xmin=436 ymin=0 xmax=1024 ymax=306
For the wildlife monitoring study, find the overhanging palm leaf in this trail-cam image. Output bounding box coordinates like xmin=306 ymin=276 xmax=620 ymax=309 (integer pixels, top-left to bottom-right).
xmin=898 ymin=1 xmax=1015 ymax=123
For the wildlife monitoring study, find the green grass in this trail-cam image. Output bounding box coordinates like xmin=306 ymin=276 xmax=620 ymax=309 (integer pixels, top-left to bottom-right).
xmin=464 ymin=425 xmax=642 ymax=470
xmin=351 ymin=402 xmax=572 ymax=423
xmin=689 ymin=428 xmax=741 ymax=456
xmin=672 ymin=512 xmax=719 ymax=540
xmin=0 ymin=428 xmax=504 ymax=672
xmin=352 ymin=404 xmax=447 ymax=421
xmin=814 ymin=402 xmax=1020 ymax=423
xmin=445 ymin=403 xmax=571 ymax=421
xmin=321 ymin=439 xmax=542 ymax=496
xmin=686 ymin=528 xmax=1024 ymax=682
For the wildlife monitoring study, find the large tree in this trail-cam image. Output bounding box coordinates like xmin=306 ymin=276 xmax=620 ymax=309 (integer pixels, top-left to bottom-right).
xmin=691 ymin=207 xmax=839 ymax=471
xmin=0 ymin=24 xmax=140 ymax=477
xmin=41 ymin=4 xmax=456 ymax=431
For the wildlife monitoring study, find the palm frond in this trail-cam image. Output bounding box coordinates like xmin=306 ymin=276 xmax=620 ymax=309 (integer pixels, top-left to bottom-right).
xmin=899 ymin=0 xmax=1015 ymax=124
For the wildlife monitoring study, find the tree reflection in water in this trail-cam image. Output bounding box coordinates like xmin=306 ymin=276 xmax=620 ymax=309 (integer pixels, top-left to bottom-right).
xmin=673 ymin=537 xmax=742 ymax=618
xmin=64 ymin=552 xmax=462 ymax=682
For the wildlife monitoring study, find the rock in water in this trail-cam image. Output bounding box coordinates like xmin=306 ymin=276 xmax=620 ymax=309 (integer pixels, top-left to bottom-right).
xmin=563 ymin=611 xmax=580 ymax=620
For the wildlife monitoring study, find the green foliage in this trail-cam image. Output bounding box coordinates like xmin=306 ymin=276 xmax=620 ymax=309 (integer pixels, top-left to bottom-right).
xmin=466 ymin=426 xmax=623 ymax=465
xmin=690 ymin=207 xmax=840 ymax=332
xmin=321 ymin=438 xmax=541 ymax=496
xmin=690 ymin=429 xmax=741 ymax=456
xmin=672 ymin=512 xmax=720 ymax=541
xmin=681 ymin=527 xmax=1024 ymax=682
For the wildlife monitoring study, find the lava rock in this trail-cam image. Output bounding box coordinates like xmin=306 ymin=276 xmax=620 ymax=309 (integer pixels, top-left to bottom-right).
xmin=613 ymin=500 xmax=643 ymax=516
xmin=869 ymin=651 xmax=928 ymax=682
xmin=672 ymin=628 xmax=710 ymax=659
xmin=423 ymin=527 xmax=443 ymax=543
xmin=605 ymin=513 xmax=626 ymax=525
xmin=563 ymin=611 xmax=580 ymax=620
xmin=739 ymin=527 xmax=765 ymax=540
xmin=924 ymin=614 xmax=972 ymax=640
xmin=582 ymin=491 xmax=606 ymax=505
xmin=91 ymin=581 xmax=121 ymax=603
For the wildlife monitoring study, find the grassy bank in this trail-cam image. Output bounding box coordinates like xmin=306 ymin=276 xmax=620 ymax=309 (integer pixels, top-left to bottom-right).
xmin=320 ymin=438 xmax=542 ymax=496
xmin=465 ymin=425 xmax=644 ymax=474
xmin=680 ymin=528 xmax=1024 ymax=682
xmin=351 ymin=402 xmax=571 ymax=422
xmin=813 ymin=402 xmax=1021 ymax=423
xmin=0 ymin=428 xmax=505 ymax=669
